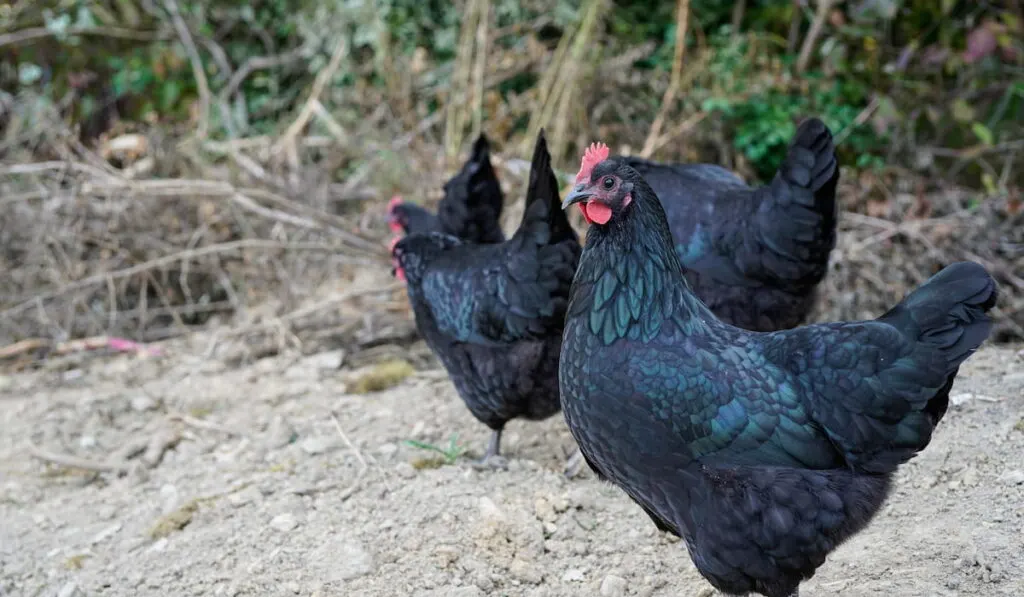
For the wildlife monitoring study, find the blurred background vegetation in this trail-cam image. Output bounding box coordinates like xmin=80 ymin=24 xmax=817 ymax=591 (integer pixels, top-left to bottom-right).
xmin=1 ymin=0 xmax=1022 ymax=358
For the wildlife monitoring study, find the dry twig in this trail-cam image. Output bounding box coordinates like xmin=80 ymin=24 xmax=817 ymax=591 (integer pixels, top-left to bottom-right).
xmin=163 ymin=0 xmax=211 ymax=139
xmin=796 ymin=0 xmax=834 ymax=74
xmin=27 ymin=443 xmax=131 ymax=474
xmin=640 ymin=0 xmax=690 ymax=158
xmin=272 ymin=39 xmax=349 ymax=170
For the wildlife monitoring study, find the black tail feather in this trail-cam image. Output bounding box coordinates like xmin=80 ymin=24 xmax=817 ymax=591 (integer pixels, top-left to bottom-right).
xmin=879 ymin=261 xmax=998 ymax=369
xmin=755 ymin=118 xmax=840 ymax=284
xmin=515 ymin=130 xmax=577 ymax=246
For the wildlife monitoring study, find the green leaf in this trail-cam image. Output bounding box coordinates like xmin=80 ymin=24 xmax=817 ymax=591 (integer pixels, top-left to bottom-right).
xmin=971 ymin=123 xmax=994 ymax=146
xmin=950 ymin=98 xmax=975 ymax=123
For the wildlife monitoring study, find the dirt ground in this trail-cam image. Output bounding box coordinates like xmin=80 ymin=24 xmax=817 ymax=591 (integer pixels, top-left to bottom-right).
xmin=1 ymin=330 xmax=1022 ymax=597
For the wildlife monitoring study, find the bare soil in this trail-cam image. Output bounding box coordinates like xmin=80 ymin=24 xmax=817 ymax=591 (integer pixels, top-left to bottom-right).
xmin=2 ymin=333 xmax=1023 ymax=597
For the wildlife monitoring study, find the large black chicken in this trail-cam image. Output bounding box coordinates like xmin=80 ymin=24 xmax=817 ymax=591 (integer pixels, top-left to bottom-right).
xmin=387 ymin=134 xmax=505 ymax=244
xmin=390 ymin=130 xmax=580 ymax=463
xmin=619 ymin=118 xmax=840 ymax=332
xmin=558 ymin=142 xmax=996 ymax=597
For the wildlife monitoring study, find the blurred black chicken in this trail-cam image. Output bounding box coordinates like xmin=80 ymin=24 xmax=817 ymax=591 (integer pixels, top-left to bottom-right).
xmin=621 ymin=117 xmax=839 ymax=332
xmin=390 ymin=130 xmax=580 ymax=462
xmin=558 ymin=141 xmax=996 ymax=597
xmin=388 ymin=134 xmax=505 ymax=244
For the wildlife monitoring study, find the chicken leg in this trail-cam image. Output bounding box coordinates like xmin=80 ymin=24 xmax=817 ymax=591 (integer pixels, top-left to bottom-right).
xmin=564 ymin=446 xmax=586 ymax=479
xmin=473 ymin=429 xmax=508 ymax=470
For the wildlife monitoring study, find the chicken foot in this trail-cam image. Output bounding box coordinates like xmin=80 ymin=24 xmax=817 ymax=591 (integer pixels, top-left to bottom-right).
xmin=473 ymin=429 xmax=508 ymax=470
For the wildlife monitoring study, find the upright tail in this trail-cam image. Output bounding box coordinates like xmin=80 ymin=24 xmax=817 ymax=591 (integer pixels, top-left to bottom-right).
xmin=878 ymin=261 xmax=998 ymax=370
xmin=754 ymin=117 xmax=840 ymax=287
xmin=514 ymin=129 xmax=578 ymax=247
xmin=437 ymin=134 xmax=506 ymax=244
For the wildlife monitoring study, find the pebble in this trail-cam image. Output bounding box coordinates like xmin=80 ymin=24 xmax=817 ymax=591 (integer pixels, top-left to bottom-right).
xmin=270 ymin=513 xmax=299 ymax=532
xmin=395 ymin=462 xmax=417 ymax=479
xmin=509 ymin=558 xmax=543 ymax=584
xmin=299 ymin=436 xmax=339 ymax=455
xmin=265 ymin=416 xmax=296 ymax=450
xmin=600 ymin=574 xmax=627 ymax=597
xmin=534 ymin=497 xmax=556 ymax=522
xmin=78 ymin=435 xmax=97 ymax=449
xmin=561 ymin=568 xmax=586 ymax=583
xmin=130 ymin=395 xmax=159 ymax=412
xmin=57 ymin=582 xmax=82 ymax=597
xmin=999 ymin=469 xmax=1024 ymax=485
xmin=334 ymin=541 xmax=374 ymax=580
xmin=449 ymin=587 xmax=482 ymax=597
xmin=478 ymin=497 xmax=505 ymax=522
xmin=160 ymin=484 xmax=181 ymax=514
xmin=304 ymin=350 xmax=345 ymax=372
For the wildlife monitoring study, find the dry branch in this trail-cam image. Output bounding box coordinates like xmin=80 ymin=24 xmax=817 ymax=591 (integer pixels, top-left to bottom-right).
xmin=640 ymin=0 xmax=690 ymax=158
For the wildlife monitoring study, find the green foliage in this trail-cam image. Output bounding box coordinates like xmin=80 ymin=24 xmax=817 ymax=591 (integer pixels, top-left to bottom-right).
xmin=1 ymin=0 xmax=1020 ymax=187
xmin=404 ymin=434 xmax=468 ymax=465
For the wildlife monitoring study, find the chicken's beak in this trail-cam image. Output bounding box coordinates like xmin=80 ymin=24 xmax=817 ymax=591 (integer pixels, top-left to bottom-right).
xmin=561 ymin=183 xmax=592 ymax=210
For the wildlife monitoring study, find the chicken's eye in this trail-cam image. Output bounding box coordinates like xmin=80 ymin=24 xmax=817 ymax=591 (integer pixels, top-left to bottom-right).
xmin=602 ymin=177 xmax=615 ymax=189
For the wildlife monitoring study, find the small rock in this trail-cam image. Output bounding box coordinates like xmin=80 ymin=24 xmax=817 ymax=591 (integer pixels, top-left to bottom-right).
xmin=265 ymin=416 xmax=296 ymax=449
xmin=509 ymin=558 xmax=543 ymax=584
xmin=534 ymin=497 xmax=556 ymax=522
xmin=600 ymin=574 xmax=627 ymax=597
xmin=299 ymin=436 xmax=338 ymax=456
xmin=130 ymin=395 xmax=159 ymax=412
xmin=90 ymin=522 xmax=122 ymax=545
xmin=57 ymin=581 xmax=82 ymax=597
xmin=148 ymin=537 xmax=169 ymax=552
xmin=270 ymin=513 xmax=299 ymax=532
xmin=160 ymin=484 xmax=181 ymax=514
xmin=999 ymin=469 xmax=1024 ymax=485
xmin=449 ymin=587 xmax=482 ymax=597
xmin=961 ymin=466 xmax=980 ymax=487
xmin=561 ymin=568 xmax=586 ymax=583
xmin=334 ymin=541 xmax=374 ymax=580
xmin=78 ymin=435 xmax=97 ymax=449
xmin=478 ymin=497 xmax=505 ymax=522
xmin=228 ymin=486 xmax=261 ymax=508
xmin=304 ymin=350 xmax=345 ymax=372
xmin=395 ymin=462 xmax=417 ymax=479
xmin=378 ymin=443 xmax=398 ymax=457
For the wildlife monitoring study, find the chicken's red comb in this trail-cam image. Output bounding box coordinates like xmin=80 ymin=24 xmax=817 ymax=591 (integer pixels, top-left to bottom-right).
xmin=387 ymin=195 xmax=403 ymax=215
xmin=575 ymin=142 xmax=610 ymax=183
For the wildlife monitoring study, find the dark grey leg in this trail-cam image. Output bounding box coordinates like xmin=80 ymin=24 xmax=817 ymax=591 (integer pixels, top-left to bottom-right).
xmin=473 ymin=429 xmax=508 ymax=470
xmin=482 ymin=429 xmax=502 ymax=461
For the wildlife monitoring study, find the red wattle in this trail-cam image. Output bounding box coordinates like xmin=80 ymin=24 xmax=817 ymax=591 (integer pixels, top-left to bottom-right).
xmin=576 ymin=203 xmax=592 ymax=224
xmin=582 ymin=201 xmax=612 ymax=225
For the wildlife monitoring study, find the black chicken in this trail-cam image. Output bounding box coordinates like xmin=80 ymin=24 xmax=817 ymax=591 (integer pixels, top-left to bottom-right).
xmin=620 ymin=117 xmax=839 ymax=332
xmin=391 ymin=130 xmax=580 ymax=463
xmin=558 ymin=142 xmax=996 ymax=597
xmin=388 ymin=134 xmax=505 ymax=244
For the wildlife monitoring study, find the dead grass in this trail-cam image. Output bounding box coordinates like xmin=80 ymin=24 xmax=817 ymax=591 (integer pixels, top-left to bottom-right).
xmin=0 ymin=3 xmax=1021 ymax=368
